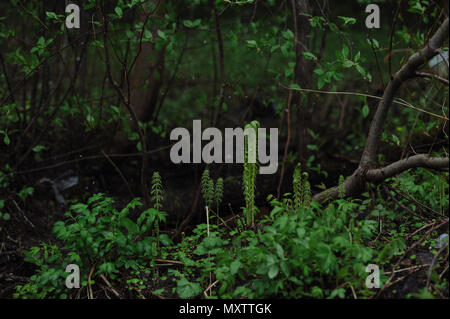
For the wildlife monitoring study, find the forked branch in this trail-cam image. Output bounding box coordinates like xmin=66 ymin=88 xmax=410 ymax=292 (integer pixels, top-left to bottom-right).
xmin=313 ymin=18 xmax=449 ymax=203
xmin=312 ymin=155 xmax=449 ymax=203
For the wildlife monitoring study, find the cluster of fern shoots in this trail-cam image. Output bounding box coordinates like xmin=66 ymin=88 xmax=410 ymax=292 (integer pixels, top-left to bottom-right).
xmin=292 ymin=163 xmax=312 ymax=209
xmin=201 ymin=169 xmax=224 ymax=218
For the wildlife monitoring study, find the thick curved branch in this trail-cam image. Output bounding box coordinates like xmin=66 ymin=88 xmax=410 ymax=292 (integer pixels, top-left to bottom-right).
xmin=312 ymin=155 xmax=449 ymax=203
xmin=312 ymin=18 xmax=449 ymax=204
xmin=365 ymin=155 xmax=449 ymax=183
xmin=360 ymin=18 xmax=449 ymax=166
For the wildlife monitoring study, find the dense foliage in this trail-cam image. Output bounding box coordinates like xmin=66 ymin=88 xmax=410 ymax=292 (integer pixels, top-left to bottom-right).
xmin=0 ymin=0 xmax=448 ymax=299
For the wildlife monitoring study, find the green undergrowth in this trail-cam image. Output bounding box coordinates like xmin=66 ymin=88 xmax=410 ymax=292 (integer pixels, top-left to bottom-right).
xmin=13 ymin=167 xmax=448 ymax=299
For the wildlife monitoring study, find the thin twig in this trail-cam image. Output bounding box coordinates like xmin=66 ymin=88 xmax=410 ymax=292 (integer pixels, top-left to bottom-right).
xmin=100 ymin=150 xmax=135 ymax=199
xmin=280 ymin=84 xmax=449 ymax=121
xmin=203 ymin=280 xmax=219 ymax=298
xmin=87 ymin=264 xmax=96 ymax=299
xmin=426 ymin=243 xmax=448 ymax=291
xmin=415 ymin=71 xmax=449 ymax=85
xmin=99 ymin=274 xmax=120 ymax=298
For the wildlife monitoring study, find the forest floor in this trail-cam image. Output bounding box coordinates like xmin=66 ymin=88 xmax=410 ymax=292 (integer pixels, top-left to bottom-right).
xmin=1 ymin=142 xmax=448 ymax=299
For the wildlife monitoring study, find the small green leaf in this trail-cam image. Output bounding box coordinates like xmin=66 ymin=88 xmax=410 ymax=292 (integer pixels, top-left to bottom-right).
xmin=268 ymin=265 xmax=279 ymax=279
xmin=246 ymin=40 xmax=257 ymax=48
xmin=114 ymin=7 xmax=123 ymax=17
xmin=176 ymin=278 xmax=202 ymax=298
xmin=343 ymin=60 xmax=354 ymax=68
xmin=362 ymin=104 xmax=369 ymax=118
xmin=32 ymin=145 xmax=46 ymax=152
xmin=281 ymin=29 xmax=294 ymax=40
xmin=303 ymin=52 xmax=316 ymax=61
xmin=230 ymin=260 xmax=241 ymax=275
xmin=157 ymin=30 xmax=167 ymax=40
xmin=120 ymin=217 xmax=139 ymax=234
xmin=45 ymin=12 xmax=58 ymax=20
xmin=183 ymin=20 xmax=193 ymax=27
xmin=3 ymin=134 xmax=10 ymax=145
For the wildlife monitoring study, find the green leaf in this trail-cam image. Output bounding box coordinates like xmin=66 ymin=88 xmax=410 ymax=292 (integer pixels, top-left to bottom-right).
xmin=45 ymin=12 xmax=58 ymax=20
xmin=32 ymin=145 xmax=46 ymax=152
xmin=114 ymin=7 xmax=123 ymax=17
xmin=230 ymin=260 xmax=241 ymax=275
xmin=18 ymin=186 xmax=34 ymax=200
xmin=314 ymin=68 xmax=324 ymax=76
xmin=275 ymin=243 xmax=284 ymax=259
xmin=362 ymin=104 xmax=369 ymax=118
xmin=307 ymin=144 xmax=318 ymax=151
xmin=281 ymin=29 xmax=294 ymax=40
xmin=37 ymin=37 xmax=45 ymax=46
xmin=3 ymin=134 xmax=10 ymax=145
xmin=280 ymin=43 xmax=290 ymax=58
xmin=391 ymin=134 xmax=400 ymax=146
xmin=183 ymin=20 xmax=193 ymax=27
xmin=303 ymin=52 xmax=316 ymax=61
xmin=268 ymin=264 xmax=279 ymax=279
xmin=356 ymin=64 xmax=366 ymax=77
xmin=176 ymin=278 xmax=202 ymax=298
xmin=120 ymin=217 xmax=139 ymax=235
xmin=341 ymin=45 xmax=349 ymax=59
xmin=246 ymin=40 xmax=257 ymax=48
xmin=338 ymin=16 xmax=356 ymax=26
xmin=157 ymin=29 xmax=167 ymax=40
xmin=343 ymin=60 xmax=354 ymax=68
xmin=317 ymin=76 xmax=325 ymax=89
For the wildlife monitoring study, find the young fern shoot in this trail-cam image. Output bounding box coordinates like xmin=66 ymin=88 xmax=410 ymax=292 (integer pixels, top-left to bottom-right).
xmin=151 ymin=172 xmax=164 ymax=211
xmin=201 ymin=169 xmax=214 ymax=237
xmin=243 ymin=120 xmax=260 ymax=226
xmin=150 ymin=172 xmax=165 ymax=251
xmin=201 ymin=169 xmax=214 ymax=208
xmin=293 ymin=164 xmax=312 ymax=208
xmin=301 ymin=172 xmax=311 ymax=207
xmin=293 ymin=163 xmax=302 ymax=210
xmin=214 ymin=177 xmax=224 ymax=218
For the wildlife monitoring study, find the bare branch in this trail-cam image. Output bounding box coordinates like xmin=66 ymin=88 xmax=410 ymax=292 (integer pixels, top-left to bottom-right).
xmin=414 ymin=71 xmax=449 ymax=85
xmin=312 ymin=155 xmax=449 ymax=203
xmin=361 ymin=18 xmax=449 ymax=166
xmin=365 ymin=155 xmax=449 ymax=182
xmin=312 ymin=18 xmax=449 ymax=204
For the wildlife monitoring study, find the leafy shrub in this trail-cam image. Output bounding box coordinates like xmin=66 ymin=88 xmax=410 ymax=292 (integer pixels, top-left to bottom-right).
xmin=14 ymin=193 xmax=171 ymax=298
xmin=213 ymin=196 xmax=378 ymax=298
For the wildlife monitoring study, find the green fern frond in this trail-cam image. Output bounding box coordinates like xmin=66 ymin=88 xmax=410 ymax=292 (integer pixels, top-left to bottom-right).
xmin=151 ymin=171 xmax=164 ymax=211
xmin=301 ymin=172 xmax=311 ymax=207
xmin=201 ymin=169 xmax=214 ymax=208
xmin=243 ymin=120 xmax=260 ymax=226
xmin=150 ymin=171 xmax=165 ymax=252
